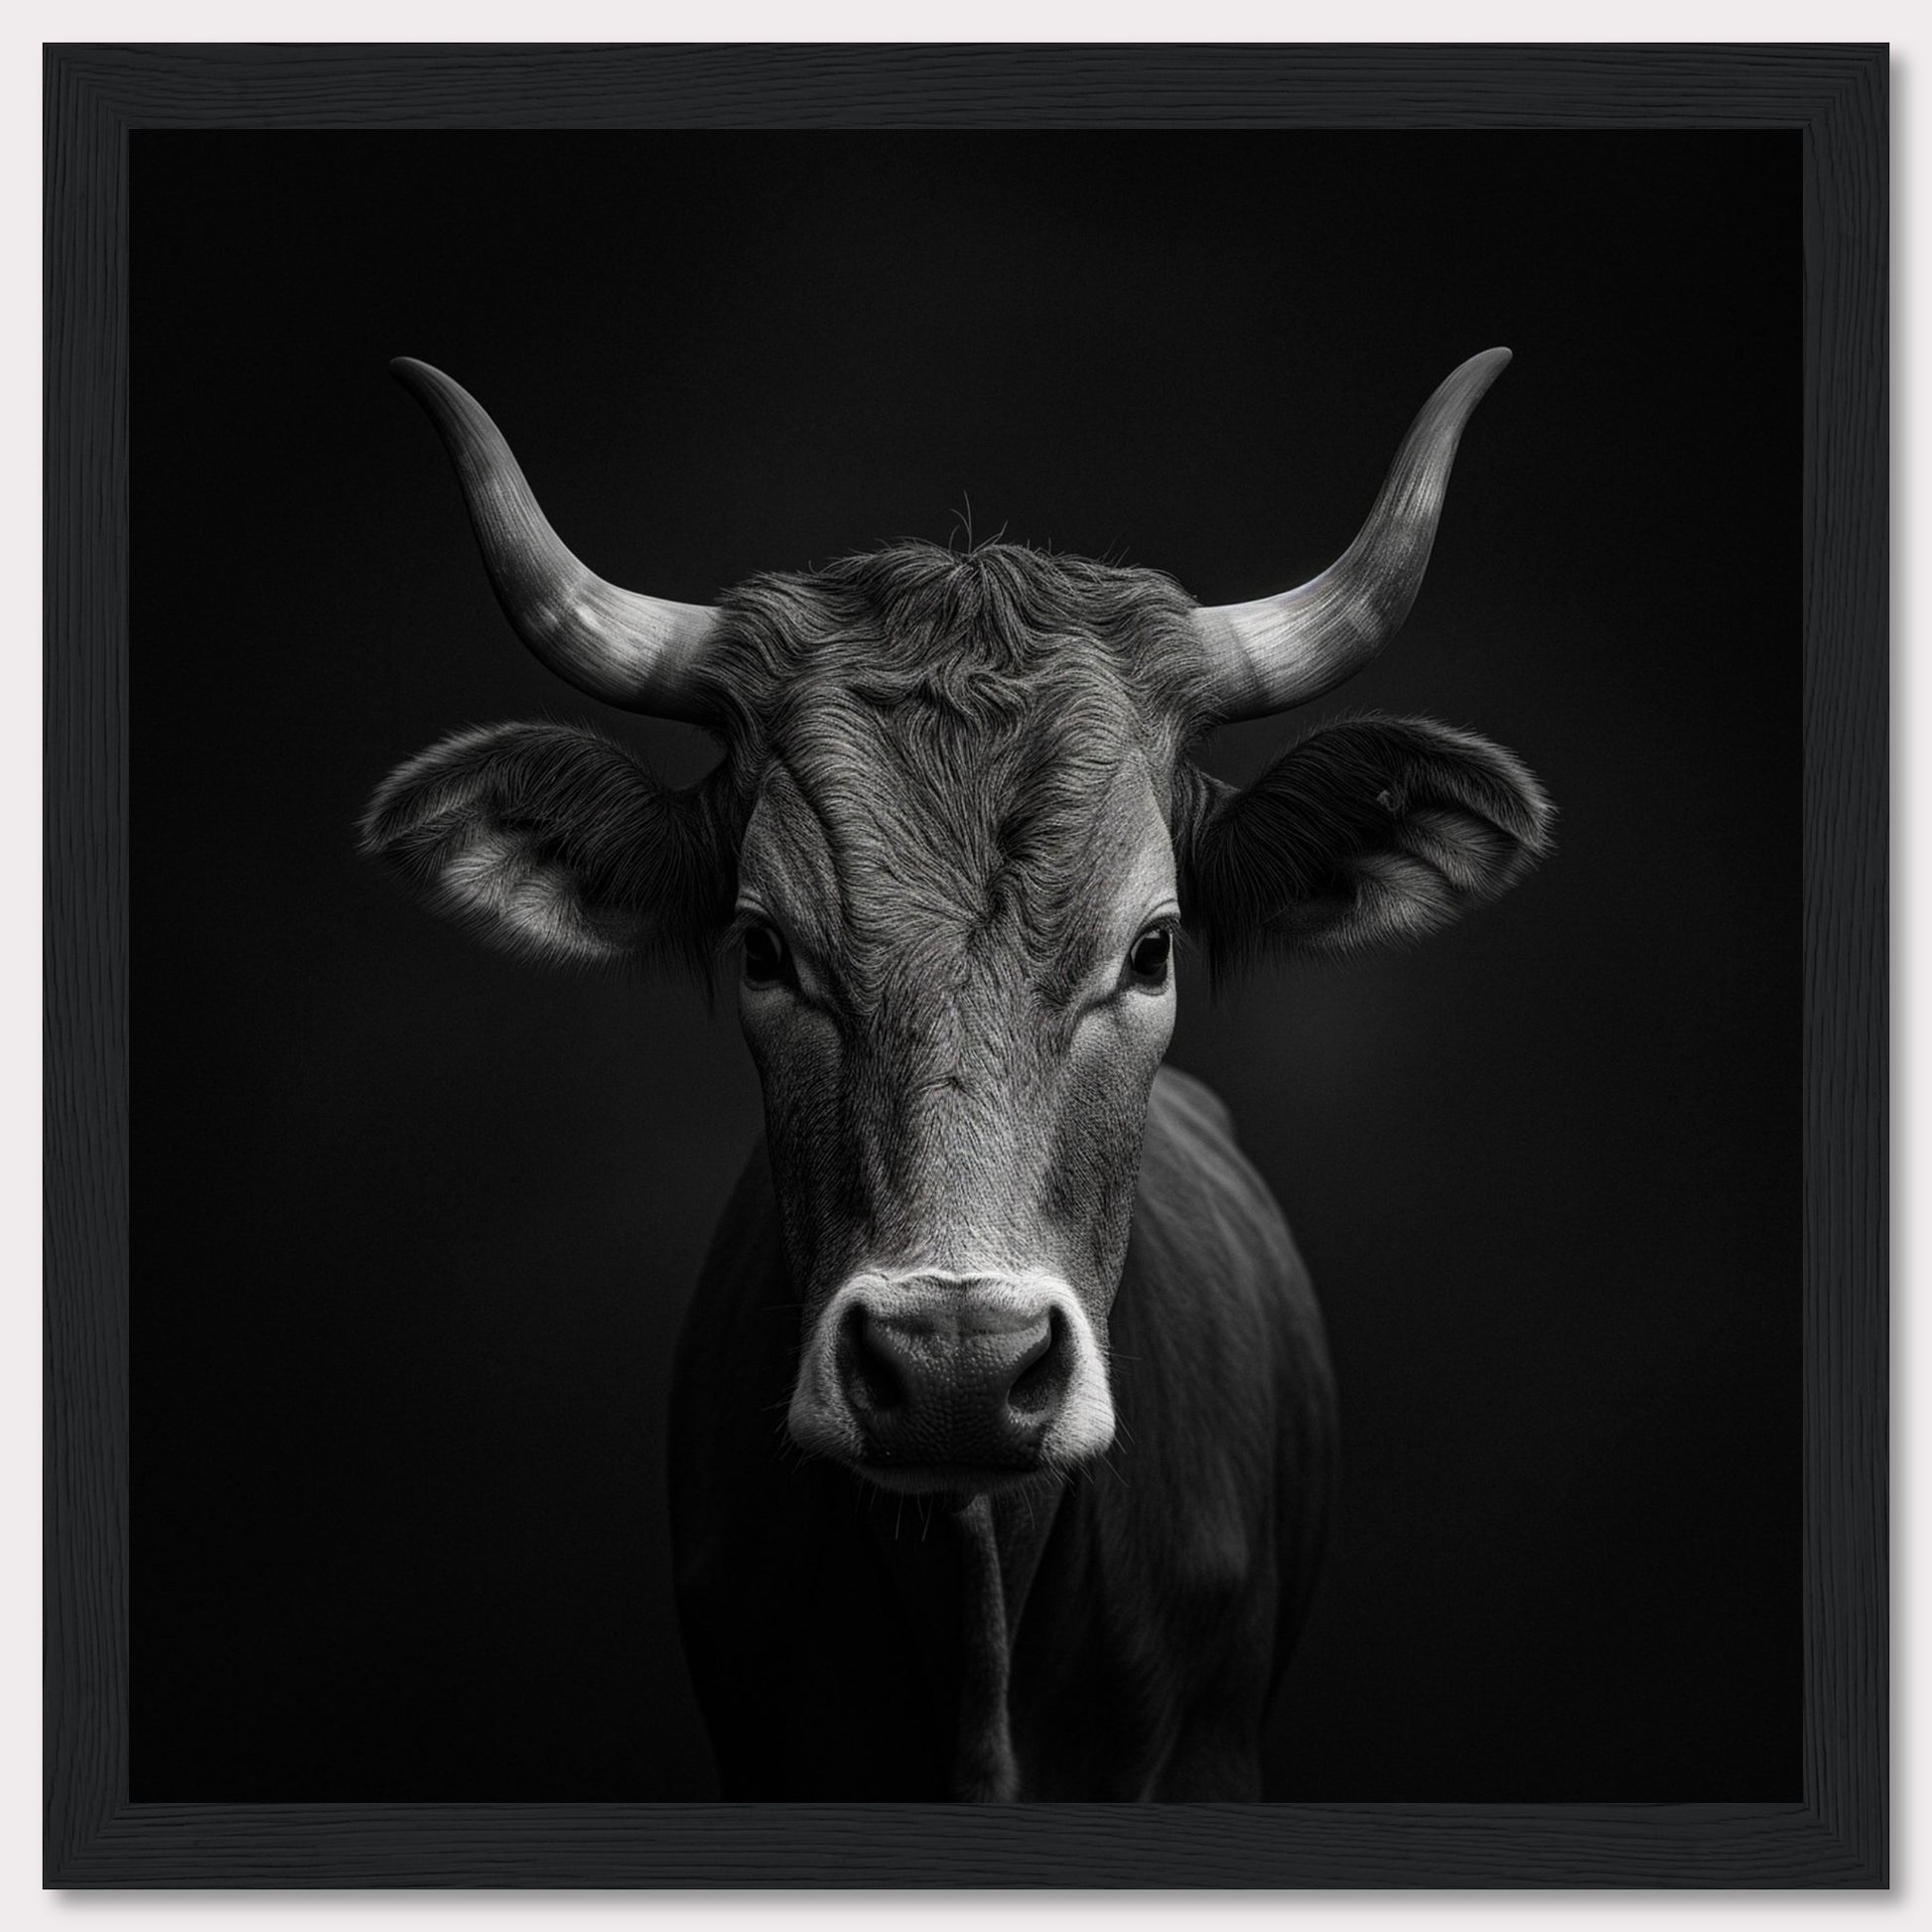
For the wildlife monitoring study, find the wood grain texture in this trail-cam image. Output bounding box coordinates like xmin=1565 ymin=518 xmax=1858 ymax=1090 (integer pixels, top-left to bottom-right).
xmin=44 ymin=42 xmax=1887 ymax=1887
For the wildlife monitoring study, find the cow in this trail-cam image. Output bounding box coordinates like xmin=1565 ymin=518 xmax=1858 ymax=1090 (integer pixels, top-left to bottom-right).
xmin=362 ymin=348 xmax=1553 ymax=1802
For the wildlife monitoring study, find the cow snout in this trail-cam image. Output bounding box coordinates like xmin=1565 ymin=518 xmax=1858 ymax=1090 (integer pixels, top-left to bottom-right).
xmin=843 ymin=1294 xmax=1062 ymax=1458
xmin=787 ymin=1272 xmax=1115 ymax=1490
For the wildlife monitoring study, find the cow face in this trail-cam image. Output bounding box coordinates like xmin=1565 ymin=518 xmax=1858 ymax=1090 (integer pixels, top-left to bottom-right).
xmin=363 ymin=354 xmax=1555 ymax=1496
xmin=713 ymin=555 xmax=1204 ymax=1488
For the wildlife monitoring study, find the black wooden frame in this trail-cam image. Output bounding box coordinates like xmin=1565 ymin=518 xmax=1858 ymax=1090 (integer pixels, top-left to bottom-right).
xmin=44 ymin=42 xmax=1887 ymax=1887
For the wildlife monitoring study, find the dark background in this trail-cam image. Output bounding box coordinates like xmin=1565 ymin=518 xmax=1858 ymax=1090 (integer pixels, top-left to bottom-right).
xmin=131 ymin=129 xmax=1800 ymax=1803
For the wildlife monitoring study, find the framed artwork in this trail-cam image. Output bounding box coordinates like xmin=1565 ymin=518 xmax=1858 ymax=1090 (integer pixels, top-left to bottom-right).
xmin=46 ymin=43 xmax=1886 ymax=1885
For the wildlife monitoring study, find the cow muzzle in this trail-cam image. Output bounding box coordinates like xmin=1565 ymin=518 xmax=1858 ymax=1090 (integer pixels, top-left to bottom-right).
xmin=787 ymin=1271 xmax=1115 ymax=1492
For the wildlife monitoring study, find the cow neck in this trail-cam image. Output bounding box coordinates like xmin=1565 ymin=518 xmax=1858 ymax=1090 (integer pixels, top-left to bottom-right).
xmin=862 ymin=1476 xmax=1064 ymax=1803
xmin=946 ymin=1496 xmax=1014 ymax=1801
xmin=952 ymin=1481 xmax=1064 ymax=1803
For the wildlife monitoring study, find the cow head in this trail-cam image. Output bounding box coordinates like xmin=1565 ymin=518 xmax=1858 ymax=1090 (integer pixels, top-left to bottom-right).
xmin=364 ymin=352 xmax=1553 ymax=1496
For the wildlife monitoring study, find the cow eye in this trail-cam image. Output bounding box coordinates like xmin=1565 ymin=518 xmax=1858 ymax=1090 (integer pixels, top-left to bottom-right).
xmin=1127 ymin=926 xmax=1173 ymax=984
xmin=742 ymin=923 xmax=789 ymax=988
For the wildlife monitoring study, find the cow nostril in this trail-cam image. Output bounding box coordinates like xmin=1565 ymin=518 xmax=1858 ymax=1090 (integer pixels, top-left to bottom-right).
xmin=839 ymin=1304 xmax=906 ymax=1416
xmin=1006 ymin=1311 xmax=1067 ymax=1418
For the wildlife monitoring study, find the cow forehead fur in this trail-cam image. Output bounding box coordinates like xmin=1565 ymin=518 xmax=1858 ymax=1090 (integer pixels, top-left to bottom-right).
xmin=698 ymin=543 xmax=1208 ymax=984
xmin=703 ymin=540 xmax=1209 ymax=727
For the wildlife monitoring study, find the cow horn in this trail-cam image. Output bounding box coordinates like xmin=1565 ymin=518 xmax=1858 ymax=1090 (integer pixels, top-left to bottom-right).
xmin=391 ymin=358 xmax=720 ymax=723
xmin=1193 ymin=348 xmax=1512 ymax=722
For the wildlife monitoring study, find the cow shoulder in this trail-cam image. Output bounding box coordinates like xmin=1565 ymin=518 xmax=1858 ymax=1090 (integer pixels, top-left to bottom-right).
xmin=1007 ymin=1068 xmax=1336 ymax=1796
xmin=1116 ymin=1062 xmax=1335 ymax=1623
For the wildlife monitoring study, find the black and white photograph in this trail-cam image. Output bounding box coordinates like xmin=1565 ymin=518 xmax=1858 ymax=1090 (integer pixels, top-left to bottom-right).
xmin=126 ymin=124 xmax=1804 ymax=1811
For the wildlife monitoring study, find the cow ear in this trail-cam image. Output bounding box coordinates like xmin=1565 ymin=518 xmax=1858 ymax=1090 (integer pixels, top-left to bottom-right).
xmin=360 ymin=722 xmax=730 ymax=969
xmin=1178 ymin=716 xmax=1555 ymax=966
